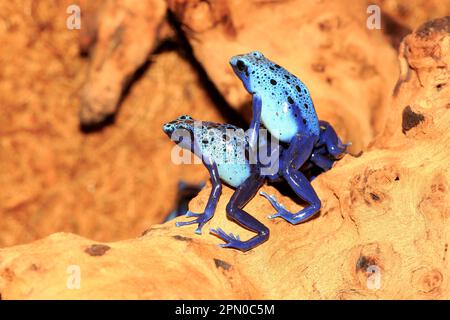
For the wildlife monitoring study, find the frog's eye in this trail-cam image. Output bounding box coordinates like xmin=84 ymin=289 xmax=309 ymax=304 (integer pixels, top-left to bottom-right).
xmin=178 ymin=115 xmax=192 ymax=120
xmin=236 ymin=60 xmax=246 ymax=72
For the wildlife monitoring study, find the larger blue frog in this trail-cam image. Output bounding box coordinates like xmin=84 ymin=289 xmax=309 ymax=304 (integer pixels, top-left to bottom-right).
xmin=229 ymin=51 xmax=347 ymax=227
xmin=163 ymin=115 xmax=346 ymax=251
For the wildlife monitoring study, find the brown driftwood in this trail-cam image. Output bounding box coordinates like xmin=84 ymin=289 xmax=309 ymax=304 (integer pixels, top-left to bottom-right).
xmin=0 ymin=0 xmax=224 ymax=247
xmin=79 ymin=0 xmax=401 ymax=152
xmin=0 ymin=17 xmax=448 ymax=299
xmin=79 ymin=0 xmax=167 ymax=125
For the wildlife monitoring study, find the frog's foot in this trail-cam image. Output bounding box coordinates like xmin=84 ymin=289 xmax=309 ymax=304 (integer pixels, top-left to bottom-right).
xmin=175 ymin=211 xmax=212 ymax=235
xmin=260 ymin=191 xmax=319 ymax=224
xmin=259 ymin=191 xmax=289 ymax=220
xmin=210 ymin=227 xmax=247 ymax=250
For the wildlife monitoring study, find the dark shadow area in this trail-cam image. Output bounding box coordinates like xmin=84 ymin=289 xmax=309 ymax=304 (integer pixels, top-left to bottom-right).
xmin=80 ymin=113 xmax=117 ymax=133
xmin=381 ymin=11 xmax=412 ymax=50
xmin=167 ymin=11 xmax=248 ymax=129
xmin=79 ymin=13 xmax=248 ymax=134
xmin=79 ymin=51 xmax=155 ymax=134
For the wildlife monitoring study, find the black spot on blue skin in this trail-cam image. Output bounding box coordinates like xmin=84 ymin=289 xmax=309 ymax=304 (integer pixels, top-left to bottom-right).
xmin=288 ymin=96 xmax=294 ymax=104
xmin=295 ymin=85 xmax=301 ymax=92
xmin=269 ymin=66 xmax=274 ymax=70
xmin=270 ymin=79 xmax=277 ymax=85
xmin=304 ymin=103 xmax=309 ymax=109
xmin=303 ymin=119 xmax=307 ymax=125
xmin=275 ymin=64 xmax=281 ymax=68
xmin=284 ymin=75 xmax=290 ymax=80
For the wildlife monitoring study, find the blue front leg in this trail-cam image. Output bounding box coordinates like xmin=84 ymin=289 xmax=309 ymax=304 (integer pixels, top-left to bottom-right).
xmin=310 ymin=148 xmax=334 ymax=172
xmin=261 ymin=134 xmax=321 ymax=224
xmin=247 ymin=94 xmax=262 ymax=152
xmin=210 ymin=173 xmax=269 ymax=251
xmin=176 ymin=156 xmax=222 ymax=234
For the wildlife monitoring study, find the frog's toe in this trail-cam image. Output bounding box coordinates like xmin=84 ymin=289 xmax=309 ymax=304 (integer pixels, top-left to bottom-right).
xmin=185 ymin=211 xmax=201 ymax=218
xmin=176 ymin=212 xmax=212 ymax=234
xmin=195 ymin=224 xmax=206 ymax=235
xmin=260 ymin=192 xmax=286 ymax=211
xmin=210 ymin=227 xmax=228 ymax=239
xmin=175 ymin=220 xmax=197 ymax=227
xmin=268 ymin=212 xmax=281 ymax=219
xmin=210 ymin=228 xmax=242 ymax=249
xmin=269 ymin=207 xmax=293 ymax=221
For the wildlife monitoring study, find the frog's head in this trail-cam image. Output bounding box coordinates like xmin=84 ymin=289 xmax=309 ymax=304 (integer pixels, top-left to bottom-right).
xmin=229 ymin=51 xmax=274 ymax=94
xmin=163 ymin=115 xmax=196 ymax=149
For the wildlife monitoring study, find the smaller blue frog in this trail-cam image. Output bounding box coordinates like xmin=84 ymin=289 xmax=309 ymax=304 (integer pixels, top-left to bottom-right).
xmin=163 ymin=116 xmax=347 ymax=251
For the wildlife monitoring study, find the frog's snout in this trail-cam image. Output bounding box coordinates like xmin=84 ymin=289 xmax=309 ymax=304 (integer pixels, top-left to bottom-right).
xmin=229 ymin=56 xmax=238 ymax=67
xmin=162 ymin=122 xmax=175 ymax=135
xmin=229 ymin=56 xmax=246 ymax=73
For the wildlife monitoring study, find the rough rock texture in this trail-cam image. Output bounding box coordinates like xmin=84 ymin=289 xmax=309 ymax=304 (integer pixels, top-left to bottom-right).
xmin=0 ymin=17 xmax=448 ymax=299
xmin=373 ymin=0 xmax=450 ymax=31
xmin=0 ymin=1 xmax=224 ymax=247
xmin=79 ymin=0 xmax=168 ymax=124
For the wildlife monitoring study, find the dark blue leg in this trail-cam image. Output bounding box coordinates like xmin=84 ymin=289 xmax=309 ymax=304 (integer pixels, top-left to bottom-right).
xmin=210 ymin=174 xmax=269 ymax=251
xmin=247 ymin=94 xmax=262 ymax=152
xmin=310 ymin=150 xmax=334 ymax=172
xmin=176 ymin=156 xmax=221 ymax=234
xmin=318 ymin=120 xmax=349 ymax=159
xmin=260 ymin=134 xmax=321 ymax=224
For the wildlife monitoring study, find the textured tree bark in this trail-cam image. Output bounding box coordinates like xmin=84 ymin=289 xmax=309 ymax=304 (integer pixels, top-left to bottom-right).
xmin=0 ymin=17 xmax=448 ymax=299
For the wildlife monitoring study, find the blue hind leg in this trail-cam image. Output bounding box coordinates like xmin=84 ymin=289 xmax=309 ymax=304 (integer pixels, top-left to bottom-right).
xmin=176 ymin=156 xmax=222 ymax=234
xmin=210 ymin=174 xmax=269 ymax=251
xmin=319 ymin=120 xmax=349 ymax=159
xmin=310 ymin=146 xmax=335 ymax=172
xmin=261 ymin=134 xmax=321 ymax=224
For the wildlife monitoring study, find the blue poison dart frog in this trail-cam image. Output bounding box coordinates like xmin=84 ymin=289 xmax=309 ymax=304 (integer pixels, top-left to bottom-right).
xmin=230 ymin=51 xmax=349 ymax=232
xmin=163 ymin=115 xmax=347 ymax=251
